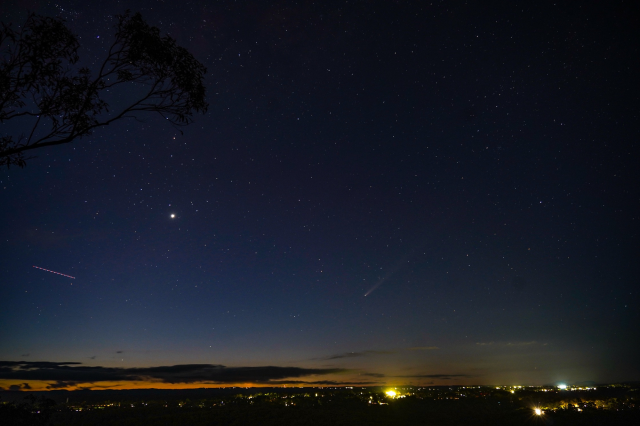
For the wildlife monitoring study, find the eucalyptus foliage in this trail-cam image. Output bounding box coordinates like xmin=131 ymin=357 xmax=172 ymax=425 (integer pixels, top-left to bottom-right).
xmin=0 ymin=11 xmax=208 ymax=167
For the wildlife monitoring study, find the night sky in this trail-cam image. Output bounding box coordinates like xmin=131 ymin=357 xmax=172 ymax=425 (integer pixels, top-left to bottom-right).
xmin=1 ymin=0 xmax=639 ymax=391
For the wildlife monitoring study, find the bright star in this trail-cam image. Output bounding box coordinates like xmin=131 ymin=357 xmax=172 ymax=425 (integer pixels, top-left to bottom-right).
xmin=170 ymin=214 xmax=176 ymax=219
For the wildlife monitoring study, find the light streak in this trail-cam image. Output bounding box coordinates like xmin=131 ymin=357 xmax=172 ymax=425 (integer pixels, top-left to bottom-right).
xmin=33 ymin=266 xmax=75 ymax=279
xmin=363 ymin=249 xmax=416 ymax=297
xmin=364 ymin=278 xmax=386 ymax=297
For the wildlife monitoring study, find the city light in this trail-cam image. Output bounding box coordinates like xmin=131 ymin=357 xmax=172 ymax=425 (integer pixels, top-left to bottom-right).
xmin=534 ymin=408 xmax=543 ymax=415
xmin=558 ymin=384 xmax=567 ymax=390
xmin=386 ymin=390 xmax=397 ymax=398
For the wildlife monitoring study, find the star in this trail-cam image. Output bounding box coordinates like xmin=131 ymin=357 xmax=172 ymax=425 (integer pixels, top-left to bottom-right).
xmin=170 ymin=214 xmax=176 ymax=219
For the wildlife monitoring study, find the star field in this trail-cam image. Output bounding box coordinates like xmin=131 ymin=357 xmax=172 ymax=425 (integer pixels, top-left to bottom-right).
xmin=0 ymin=0 xmax=638 ymax=390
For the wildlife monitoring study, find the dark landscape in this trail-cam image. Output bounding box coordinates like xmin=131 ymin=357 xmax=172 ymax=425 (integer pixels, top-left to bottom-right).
xmin=2 ymin=384 xmax=640 ymax=425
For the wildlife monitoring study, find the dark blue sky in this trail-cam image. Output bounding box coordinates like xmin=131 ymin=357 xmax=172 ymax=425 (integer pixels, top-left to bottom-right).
xmin=1 ymin=0 xmax=638 ymax=390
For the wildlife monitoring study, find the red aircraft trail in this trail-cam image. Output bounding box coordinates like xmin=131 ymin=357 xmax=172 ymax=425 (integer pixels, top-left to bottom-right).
xmin=33 ymin=266 xmax=75 ymax=279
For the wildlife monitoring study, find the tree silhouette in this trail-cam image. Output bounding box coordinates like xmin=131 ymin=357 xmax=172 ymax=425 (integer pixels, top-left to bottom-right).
xmin=0 ymin=11 xmax=208 ymax=168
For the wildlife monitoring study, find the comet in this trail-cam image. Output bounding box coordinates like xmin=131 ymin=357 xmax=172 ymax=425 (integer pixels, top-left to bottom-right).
xmin=364 ymin=250 xmax=415 ymax=296
xmin=33 ymin=266 xmax=75 ymax=279
xmin=364 ymin=276 xmax=387 ymax=297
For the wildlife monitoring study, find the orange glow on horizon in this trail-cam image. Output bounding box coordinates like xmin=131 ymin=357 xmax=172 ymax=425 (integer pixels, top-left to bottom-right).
xmin=0 ymin=380 xmax=372 ymax=391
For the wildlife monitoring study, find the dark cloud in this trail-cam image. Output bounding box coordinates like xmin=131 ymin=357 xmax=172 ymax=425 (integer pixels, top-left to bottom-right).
xmin=306 ymin=380 xmax=374 ymax=385
xmin=362 ymin=373 xmax=386 ymax=378
xmin=0 ymin=361 xmax=133 ymax=382
xmin=0 ymin=361 xmax=346 ymax=385
xmin=47 ymin=381 xmax=78 ymax=389
xmin=396 ymin=374 xmax=474 ymax=380
xmin=8 ymin=383 xmax=31 ymax=391
xmin=116 ymin=351 xmax=123 ymax=354
xmin=0 ymin=361 xmax=81 ymax=368
xmin=137 ymin=365 xmax=346 ymax=384
xmin=269 ymin=380 xmax=375 ymax=386
xmin=320 ymin=350 xmax=395 ymax=360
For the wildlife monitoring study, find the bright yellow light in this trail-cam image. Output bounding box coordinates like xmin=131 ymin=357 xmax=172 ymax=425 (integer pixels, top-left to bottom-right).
xmin=534 ymin=408 xmax=542 ymax=416
xmin=385 ymin=390 xmax=396 ymax=398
